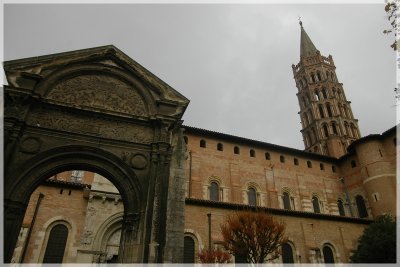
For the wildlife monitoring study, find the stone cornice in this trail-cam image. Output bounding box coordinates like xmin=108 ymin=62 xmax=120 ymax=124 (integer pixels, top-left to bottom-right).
xmin=185 ymin=198 xmax=372 ymax=224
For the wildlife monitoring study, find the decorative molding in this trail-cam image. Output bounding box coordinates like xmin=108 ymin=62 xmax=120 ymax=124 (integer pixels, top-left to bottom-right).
xmin=19 ymin=137 xmax=42 ymax=154
xmin=28 ymin=108 xmax=154 ymax=143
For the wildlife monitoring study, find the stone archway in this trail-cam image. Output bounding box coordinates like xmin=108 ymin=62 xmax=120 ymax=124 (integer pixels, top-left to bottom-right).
xmin=3 ymin=45 xmax=189 ymax=263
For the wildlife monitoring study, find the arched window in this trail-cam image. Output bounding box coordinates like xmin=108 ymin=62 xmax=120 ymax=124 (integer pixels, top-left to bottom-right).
xmin=250 ymin=149 xmax=256 ymax=157
xmin=332 ymin=122 xmax=338 ymax=135
xmin=315 ymin=91 xmax=320 ymax=101
xmin=303 ymin=113 xmax=309 ymax=126
xmin=326 ymin=104 xmax=333 ymax=117
xmin=210 ymin=182 xmax=219 ymax=201
xmin=280 ymin=155 xmax=285 ymax=163
xmin=344 ymin=122 xmax=349 ymax=136
xmin=312 ymin=196 xmax=320 ymax=213
xmin=323 ymin=244 xmax=335 ymax=263
xmin=282 ymin=243 xmax=295 ymax=263
xmin=200 ymin=139 xmax=206 ymax=148
xmin=317 ymin=72 xmax=322 ymax=82
xmin=248 ymin=188 xmax=257 ymax=206
xmin=311 ymin=73 xmax=316 ymax=83
xmin=282 ymin=192 xmax=292 ymax=210
xmin=337 ymin=199 xmax=345 ymax=216
xmin=217 ymin=143 xmax=223 ymax=151
xmin=265 ymin=152 xmax=270 ymax=160
xmin=322 ymin=88 xmax=327 ymax=99
xmin=183 ymin=236 xmax=195 ymax=263
xmin=320 ymin=163 xmax=324 ymax=170
xmin=43 ymin=224 xmax=69 ymax=263
xmin=356 ymin=195 xmax=368 ymax=218
xmin=307 ymin=161 xmax=312 ymax=168
xmin=351 ymin=124 xmax=358 ymax=138
xmin=234 ymin=146 xmax=240 ymax=154
xmin=319 ymin=105 xmax=325 ymax=118
xmin=306 ymin=132 xmax=314 ymax=146
xmin=294 ymin=158 xmax=299 ymax=165
xmin=323 ymin=124 xmax=329 ymax=137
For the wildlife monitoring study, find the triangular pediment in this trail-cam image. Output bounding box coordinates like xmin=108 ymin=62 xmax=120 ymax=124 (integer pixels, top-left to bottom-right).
xmin=4 ymin=45 xmax=189 ymax=119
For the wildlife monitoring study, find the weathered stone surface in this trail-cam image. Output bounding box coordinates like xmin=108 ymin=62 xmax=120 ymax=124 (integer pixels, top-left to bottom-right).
xmin=48 ymin=74 xmax=147 ymax=117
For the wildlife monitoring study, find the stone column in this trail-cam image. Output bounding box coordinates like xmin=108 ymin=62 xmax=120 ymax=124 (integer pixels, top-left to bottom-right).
xmin=163 ymin=127 xmax=186 ymax=263
xmin=118 ymin=212 xmax=140 ymax=263
xmin=4 ymin=200 xmax=27 ymax=263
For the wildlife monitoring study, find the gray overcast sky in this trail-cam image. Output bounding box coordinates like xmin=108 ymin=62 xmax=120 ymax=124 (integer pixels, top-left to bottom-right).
xmin=3 ymin=2 xmax=396 ymax=150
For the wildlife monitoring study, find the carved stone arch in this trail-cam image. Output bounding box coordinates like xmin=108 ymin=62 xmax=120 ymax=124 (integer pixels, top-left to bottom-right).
xmin=5 ymin=145 xmax=142 ymax=211
xmin=4 ymin=46 xmax=189 ymax=263
xmin=34 ymin=63 xmax=157 ymax=118
xmin=4 ymin=145 xmax=143 ymax=263
xmin=92 ymin=212 xmax=124 ymax=251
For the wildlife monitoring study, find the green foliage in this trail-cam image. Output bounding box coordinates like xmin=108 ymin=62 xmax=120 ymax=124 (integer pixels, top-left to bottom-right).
xmin=350 ymin=214 xmax=396 ymax=263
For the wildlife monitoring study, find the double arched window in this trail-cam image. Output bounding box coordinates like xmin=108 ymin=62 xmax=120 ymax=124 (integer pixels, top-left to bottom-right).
xmin=282 ymin=190 xmax=295 ymax=210
xmin=42 ymin=224 xmax=69 ymax=263
xmin=248 ymin=187 xmax=257 ymax=206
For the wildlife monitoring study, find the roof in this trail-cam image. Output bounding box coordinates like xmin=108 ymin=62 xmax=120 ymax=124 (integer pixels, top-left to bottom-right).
xmin=345 ymin=124 xmax=397 ymax=154
xmin=183 ymin=125 xmax=338 ymax=163
xmin=186 ymin=198 xmax=372 ymax=224
xmin=44 ymin=178 xmax=91 ymax=189
xmin=300 ymin=22 xmax=319 ymax=57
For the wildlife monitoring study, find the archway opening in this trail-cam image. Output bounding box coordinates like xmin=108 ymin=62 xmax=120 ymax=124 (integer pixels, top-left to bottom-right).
xmin=10 ymin=169 xmax=127 ymax=264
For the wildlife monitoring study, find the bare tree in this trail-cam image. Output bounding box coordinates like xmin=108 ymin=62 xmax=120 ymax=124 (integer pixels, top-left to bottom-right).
xmin=197 ymin=248 xmax=231 ymax=263
xmin=220 ymin=210 xmax=287 ymax=263
xmin=383 ymin=0 xmax=399 ymax=50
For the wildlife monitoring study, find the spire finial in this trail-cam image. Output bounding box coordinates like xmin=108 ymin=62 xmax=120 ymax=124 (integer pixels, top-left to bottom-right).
xmin=298 ymin=16 xmax=303 ymax=27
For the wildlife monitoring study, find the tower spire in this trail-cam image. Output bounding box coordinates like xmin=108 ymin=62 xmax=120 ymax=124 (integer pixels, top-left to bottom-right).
xmin=292 ymin=23 xmax=361 ymax=158
xmin=300 ymin=22 xmax=319 ymax=57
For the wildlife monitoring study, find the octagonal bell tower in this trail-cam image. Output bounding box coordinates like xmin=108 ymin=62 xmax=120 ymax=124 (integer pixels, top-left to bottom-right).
xmin=292 ymin=21 xmax=361 ymax=158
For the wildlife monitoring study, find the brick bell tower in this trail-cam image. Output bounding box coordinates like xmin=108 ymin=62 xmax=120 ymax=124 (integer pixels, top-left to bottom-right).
xmin=292 ymin=21 xmax=361 ymax=158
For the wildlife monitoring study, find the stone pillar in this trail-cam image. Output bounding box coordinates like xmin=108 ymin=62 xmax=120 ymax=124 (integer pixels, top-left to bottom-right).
xmin=147 ymin=141 xmax=172 ymax=263
xmin=118 ymin=212 xmax=140 ymax=263
xmin=163 ymin=127 xmax=186 ymax=263
xmin=4 ymin=200 xmax=27 ymax=263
